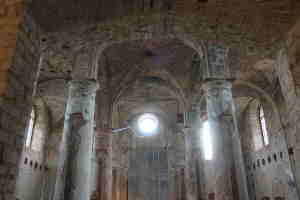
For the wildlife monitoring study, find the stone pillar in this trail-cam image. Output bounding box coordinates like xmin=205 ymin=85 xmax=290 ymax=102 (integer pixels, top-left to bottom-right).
xmin=94 ymin=127 xmax=113 ymax=200
xmin=168 ymin=168 xmax=177 ymax=200
xmin=202 ymin=80 xmax=234 ymax=200
xmin=185 ymin=109 xmax=204 ymax=200
xmin=115 ymin=168 xmax=121 ymax=200
xmin=53 ymin=79 xmax=99 ymax=200
xmin=121 ymin=169 xmax=129 ymax=200
xmin=118 ymin=169 xmax=127 ymax=200
xmin=201 ymin=43 xmax=249 ymax=200
xmin=173 ymin=166 xmax=185 ymax=200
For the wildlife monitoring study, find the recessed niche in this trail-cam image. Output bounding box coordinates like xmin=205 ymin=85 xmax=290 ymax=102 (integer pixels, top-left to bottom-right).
xmin=288 ymin=147 xmax=294 ymax=156
xmin=273 ymin=154 xmax=277 ymax=162
xmin=41 ymin=38 xmax=47 ymax=42
xmin=267 ymin=156 xmax=271 ymax=164
xmin=280 ymin=152 xmax=283 ymax=159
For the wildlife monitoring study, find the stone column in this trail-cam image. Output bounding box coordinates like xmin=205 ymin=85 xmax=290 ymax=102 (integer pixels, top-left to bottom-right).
xmin=173 ymin=166 xmax=185 ymax=200
xmin=202 ymin=80 xmax=234 ymax=200
xmin=115 ymin=168 xmax=121 ymax=200
xmin=168 ymin=168 xmax=177 ymax=200
xmin=201 ymin=43 xmax=249 ymax=200
xmin=119 ymin=169 xmax=128 ymax=200
xmin=93 ymin=85 xmax=113 ymax=200
xmin=185 ymin=109 xmax=205 ymax=200
xmin=94 ymin=127 xmax=113 ymax=200
xmin=53 ymin=79 xmax=99 ymax=200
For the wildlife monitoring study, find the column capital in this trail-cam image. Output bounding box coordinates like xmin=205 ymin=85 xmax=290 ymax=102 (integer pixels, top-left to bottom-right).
xmin=68 ymin=79 xmax=99 ymax=97
xmin=203 ymin=42 xmax=231 ymax=80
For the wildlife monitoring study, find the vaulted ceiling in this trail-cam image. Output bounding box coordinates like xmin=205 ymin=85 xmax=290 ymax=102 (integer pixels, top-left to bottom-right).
xmin=31 ymin=0 xmax=300 ymax=33
xmin=31 ymin=0 xmax=300 ymax=128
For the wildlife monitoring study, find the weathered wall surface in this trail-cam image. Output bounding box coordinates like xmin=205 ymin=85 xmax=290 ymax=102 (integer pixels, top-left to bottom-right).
xmin=281 ymin=21 xmax=300 ymax=200
xmin=239 ymin=62 xmax=299 ymax=200
xmin=0 ymin=9 xmax=42 ymax=199
xmin=0 ymin=0 xmax=26 ymax=95
xmin=15 ymin=98 xmax=50 ymax=200
xmin=16 ymin=151 xmax=46 ymax=200
xmin=2 ymin=2 xmax=299 ymax=200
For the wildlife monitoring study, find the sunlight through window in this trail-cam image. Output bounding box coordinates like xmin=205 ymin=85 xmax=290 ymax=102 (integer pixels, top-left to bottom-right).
xmin=25 ymin=109 xmax=35 ymax=148
xmin=259 ymin=105 xmax=269 ymax=146
xmin=137 ymin=113 xmax=159 ymax=136
xmin=202 ymin=121 xmax=213 ymax=160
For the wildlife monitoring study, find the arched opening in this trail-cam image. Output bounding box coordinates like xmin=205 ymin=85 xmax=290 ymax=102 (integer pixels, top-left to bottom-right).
xmin=100 ymin=38 xmax=200 ymax=200
xmin=3 ymin=1 xmax=300 ymax=200
xmin=245 ymin=99 xmax=270 ymax=151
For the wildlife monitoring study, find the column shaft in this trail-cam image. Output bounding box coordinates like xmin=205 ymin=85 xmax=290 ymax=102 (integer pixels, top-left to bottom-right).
xmin=95 ymin=127 xmax=113 ymax=200
xmin=53 ymin=79 xmax=98 ymax=200
xmin=202 ymin=80 xmax=249 ymax=200
xmin=203 ymin=80 xmax=234 ymax=200
xmin=201 ymin=42 xmax=249 ymax=200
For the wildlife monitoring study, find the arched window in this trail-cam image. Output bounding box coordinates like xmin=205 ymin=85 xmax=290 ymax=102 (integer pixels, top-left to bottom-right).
xmin=25 ymin=109 xmax=35 ymax=148
xmin=248 ymin=99 xmax=270 ymax=151
xmin=258 ymin=104 xmax=269 ymax=146
xmin=24 ymin=99 xmax=49 ymax=152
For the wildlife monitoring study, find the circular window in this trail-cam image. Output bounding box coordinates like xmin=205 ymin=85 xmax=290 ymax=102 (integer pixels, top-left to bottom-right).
xmin=137 ymin=113 xmax=159 ymax=136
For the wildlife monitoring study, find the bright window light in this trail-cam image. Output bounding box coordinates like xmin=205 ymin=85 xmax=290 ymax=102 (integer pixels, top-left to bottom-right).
xmin=25 ymin=109 xmax=35 ymax=148
xmin=137 ymin=113 xmax=159 ymax=136
xmin=202 ymin=121 xmax=213 ymax=160
xmin=259 ymin=106 xmax=269 ymax=146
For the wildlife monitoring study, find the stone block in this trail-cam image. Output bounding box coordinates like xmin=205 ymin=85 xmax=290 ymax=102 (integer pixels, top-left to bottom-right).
xmin=4 ymin=147 xmax=19 ymax=165
xmin=0 ymin=166 xmax=7 ymax=175
xmin=4 ymin=193 xmax=14 ymax=200
xmin=0 ymin=131 xmax=14 ymax=146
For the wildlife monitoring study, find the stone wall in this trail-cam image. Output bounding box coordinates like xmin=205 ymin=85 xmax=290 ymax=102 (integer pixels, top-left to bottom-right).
xmin=240 ymin=73 xmax=299 ymax=200
xmin=0 ymin=0 xmax=25 ymax=96
xmin=280 ymin=21 xmax=300 ymax=199
xmin=0 ymin=10 xmax=42 ymax=200
xmin=15 ymin=98 xmax=50 ymax=200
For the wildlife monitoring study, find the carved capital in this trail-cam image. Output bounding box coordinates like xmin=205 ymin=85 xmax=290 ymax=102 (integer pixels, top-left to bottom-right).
xmin=68 ymin=79 xmax=99 ymax=97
